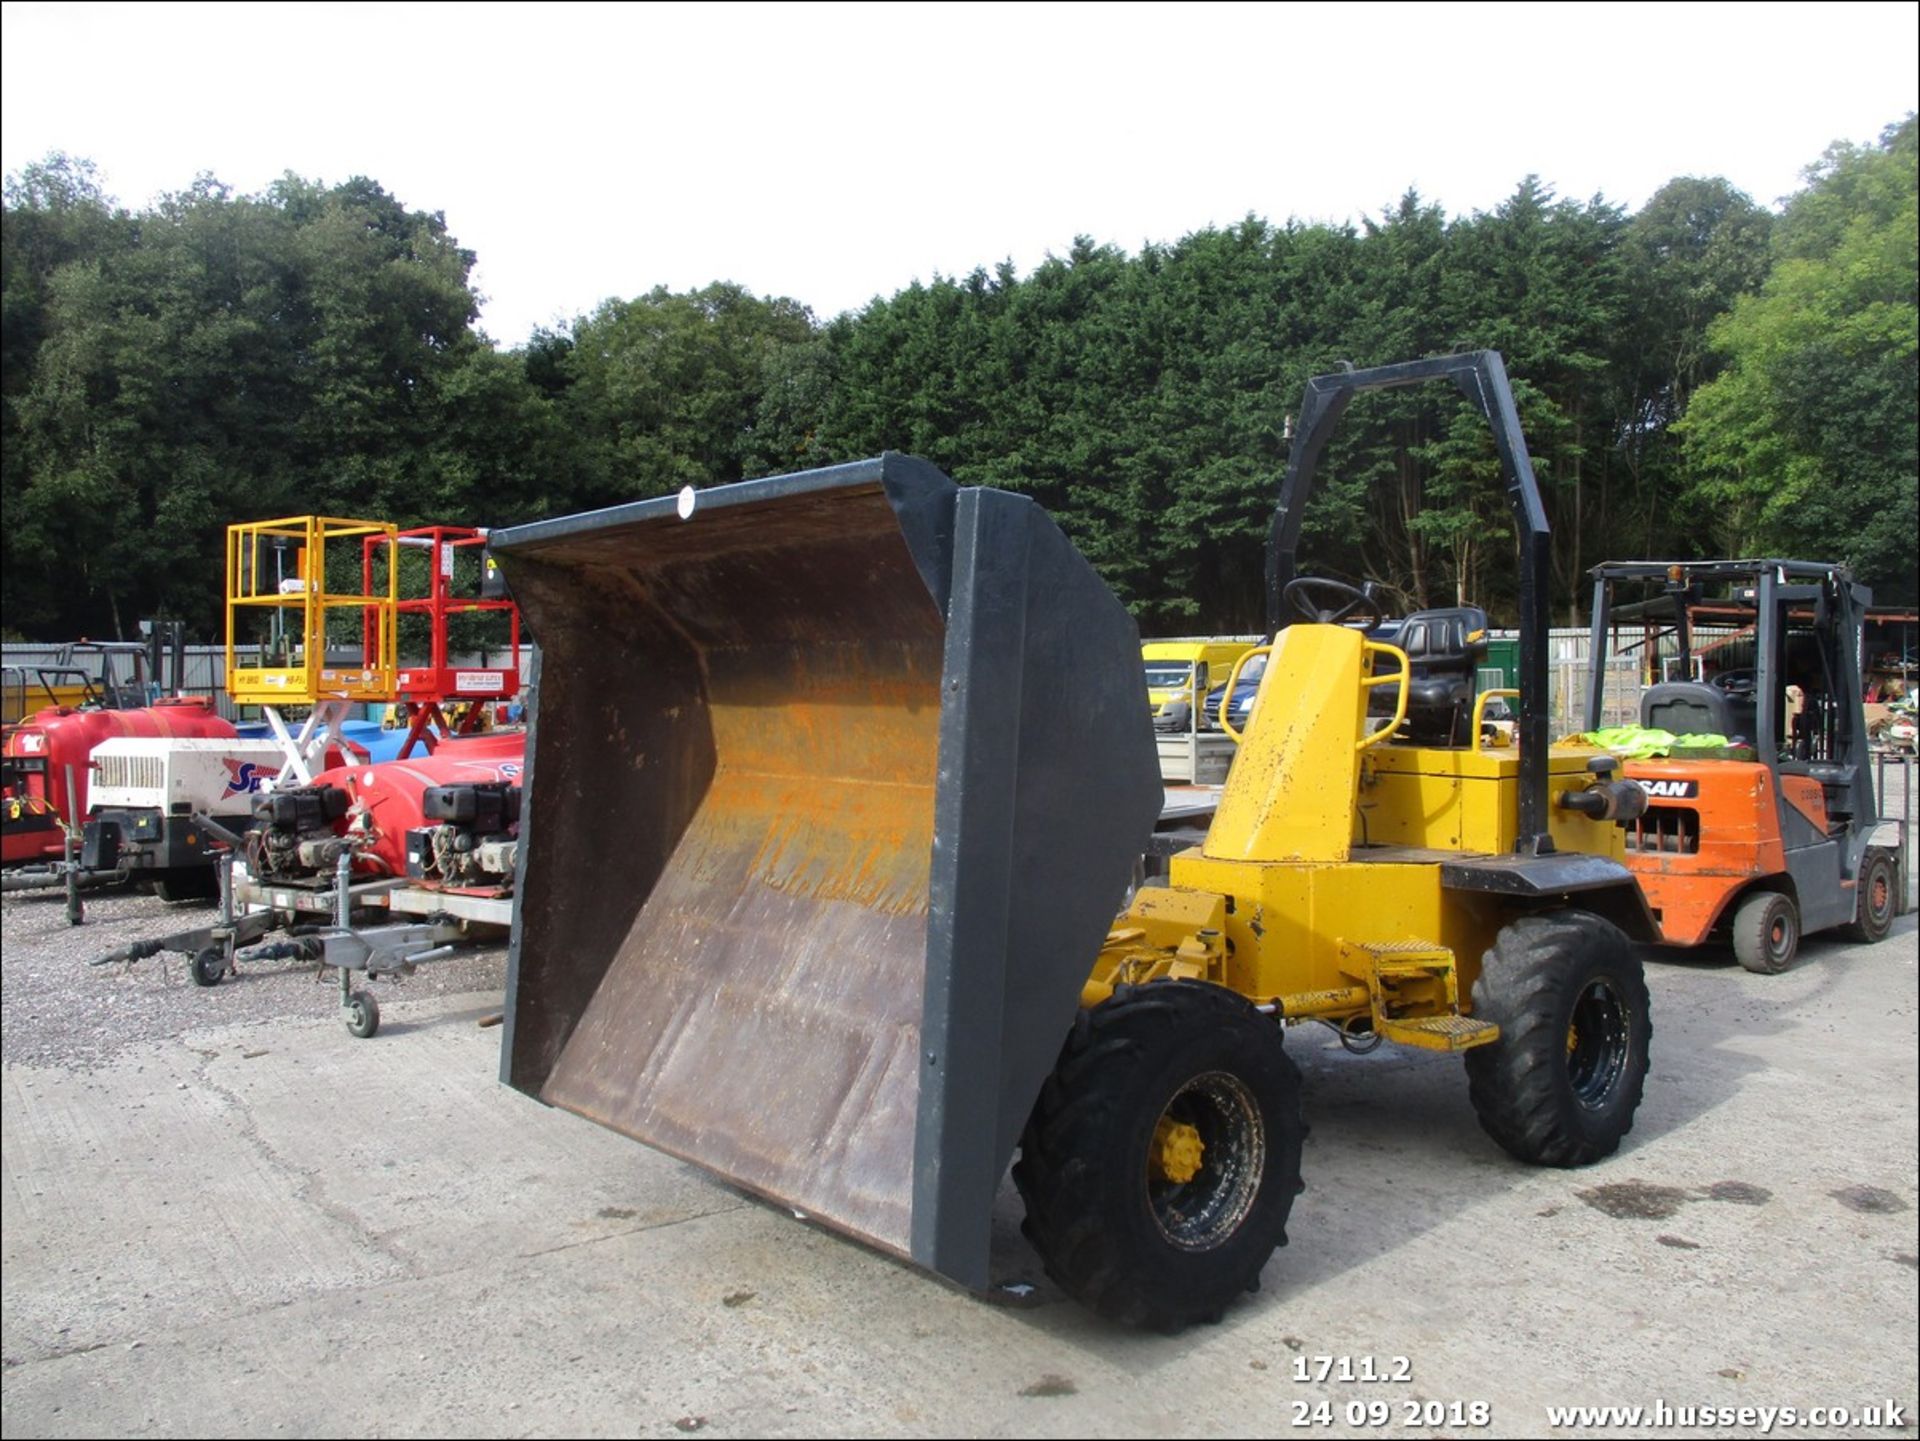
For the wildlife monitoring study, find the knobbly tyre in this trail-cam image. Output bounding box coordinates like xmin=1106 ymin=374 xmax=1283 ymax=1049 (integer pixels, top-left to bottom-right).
xmin=489 ymin=354 xmax=1657 ymax=1331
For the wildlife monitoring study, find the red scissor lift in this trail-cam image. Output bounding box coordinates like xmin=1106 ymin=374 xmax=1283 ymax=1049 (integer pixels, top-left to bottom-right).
xmin=364 ymin=526 xmax=522 ymax=759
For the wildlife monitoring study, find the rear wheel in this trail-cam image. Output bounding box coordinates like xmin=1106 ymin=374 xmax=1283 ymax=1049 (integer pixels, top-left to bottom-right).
xmin=1731 ymin=889 xmax=1799 ymax=974
xmin=1465 ymin=912 xmax=1651 ymax=1167
xmin=1841 ymin=850 xmax=1897 ymax=943
xmin=1014 ymin=980 xmax=1305 ymax=1332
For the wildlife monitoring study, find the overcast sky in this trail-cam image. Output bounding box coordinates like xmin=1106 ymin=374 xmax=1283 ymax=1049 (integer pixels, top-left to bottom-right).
xmin=4 ymin=1 xmax=1915 ymax=346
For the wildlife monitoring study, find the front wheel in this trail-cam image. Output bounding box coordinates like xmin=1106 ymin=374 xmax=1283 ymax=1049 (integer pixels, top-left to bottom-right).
xmin=1465 ymin=913 xmax=1651 ymax=1167
xmin=1731 ymin=889 xmax=1799 ymax=974
xmin=1014 ymin=980 xmax=1305 ymax=1332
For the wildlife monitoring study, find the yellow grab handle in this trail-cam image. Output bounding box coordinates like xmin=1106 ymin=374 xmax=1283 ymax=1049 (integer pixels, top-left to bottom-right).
xmin=1471 ymin=688 xmax=1520 ymax=752
xmin=1356 ymin=641 xmax=1411 ymax=751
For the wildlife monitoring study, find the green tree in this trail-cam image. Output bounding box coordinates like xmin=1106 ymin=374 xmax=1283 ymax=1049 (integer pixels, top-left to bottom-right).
xmin=1 ymin=155 xmax=130 ymax=635
xmin=1439 ymin=180 xmax=1627 ymax=620
xmin=7 ymin=168 xmax=498 ymax=637
xmin=1679 ymin=117 xmax=1918 ymax=598
xmin=10 ymin=140 xmax=1899 ymax=642
xmin=560 ymin=282 xmax=818 ymax=503
xmin=1603 ymin=176 xmax=1773 ymax=561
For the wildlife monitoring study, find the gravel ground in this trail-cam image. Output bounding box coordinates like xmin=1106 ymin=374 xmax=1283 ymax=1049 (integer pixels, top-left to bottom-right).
xmin=7 ymin=761 xmax=1903 ymax=1073
xmin=0 ymin=884 xmax=507 ymax=1070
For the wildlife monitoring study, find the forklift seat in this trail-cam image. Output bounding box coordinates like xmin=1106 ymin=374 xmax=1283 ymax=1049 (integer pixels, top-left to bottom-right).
xmin=1641 ymin=682 xmax=1755 ymax=743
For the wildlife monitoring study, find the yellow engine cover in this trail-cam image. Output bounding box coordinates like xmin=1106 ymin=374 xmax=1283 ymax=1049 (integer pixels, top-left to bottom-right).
xmin=1359 ymin=743 xmax=1628 ymax=860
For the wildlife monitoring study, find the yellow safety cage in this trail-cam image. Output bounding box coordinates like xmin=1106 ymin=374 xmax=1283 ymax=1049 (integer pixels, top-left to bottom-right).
xmin=226 ymin=517 xmax=399 ymax=706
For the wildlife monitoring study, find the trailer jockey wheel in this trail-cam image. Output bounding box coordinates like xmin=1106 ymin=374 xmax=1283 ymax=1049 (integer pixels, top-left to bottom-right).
xmin=191 ymin=947 xmax=226 ymax=988
xmin=345 ymin=989 xmax=380 ymax=1039
xmin=1283 ymin=576 xmax=1382 ymax=627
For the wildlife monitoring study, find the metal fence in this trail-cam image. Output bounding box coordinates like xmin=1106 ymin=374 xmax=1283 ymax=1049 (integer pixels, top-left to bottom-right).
xmin=2 ymin=642 xmax=536 ymax=723
xmin=1489 ymin=625 xmax=1754 ymax=737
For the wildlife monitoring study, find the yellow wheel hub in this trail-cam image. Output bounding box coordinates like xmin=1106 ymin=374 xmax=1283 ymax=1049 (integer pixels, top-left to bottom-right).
xmin=1150 ymin=1116 xmax=1205 ymax=1185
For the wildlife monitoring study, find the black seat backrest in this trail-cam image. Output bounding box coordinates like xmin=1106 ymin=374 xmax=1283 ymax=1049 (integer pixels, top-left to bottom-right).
xmin=1396 ymin=606 xmax=1490 ymax=674
xmin=1642 ymin=682 xmax=1756 ymax=742
xmin=1371 ymin=606 xmax=1489 ymax=743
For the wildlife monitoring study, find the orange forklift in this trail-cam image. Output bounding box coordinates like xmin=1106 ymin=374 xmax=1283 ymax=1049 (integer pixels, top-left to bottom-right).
xmin=1586 ymin=560 xmax=1907 ymax=972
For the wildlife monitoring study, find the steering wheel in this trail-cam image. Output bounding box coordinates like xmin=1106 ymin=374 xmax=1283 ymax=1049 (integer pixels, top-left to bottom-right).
xmin=1284 ymin=576 xmax=1383 ymax=627
xmin=1709 ymin=668 xmax=1758 ymax=697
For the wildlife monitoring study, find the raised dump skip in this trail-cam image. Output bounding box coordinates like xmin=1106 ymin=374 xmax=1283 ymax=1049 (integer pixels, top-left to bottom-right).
xmin=489 ymin=454 xmax=1163 ymax=1288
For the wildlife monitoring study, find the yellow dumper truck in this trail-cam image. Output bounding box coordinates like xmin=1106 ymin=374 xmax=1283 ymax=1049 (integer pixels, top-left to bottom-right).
xmin=489 ymin=353 xmax=1654 ymax=1330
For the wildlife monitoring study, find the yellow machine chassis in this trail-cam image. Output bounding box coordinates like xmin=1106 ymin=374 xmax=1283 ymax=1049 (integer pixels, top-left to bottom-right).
xmin=226 ymin=516 xmax=399 ymax=705
xmin=1087 ymin=626 xmax=1629 ymax=1051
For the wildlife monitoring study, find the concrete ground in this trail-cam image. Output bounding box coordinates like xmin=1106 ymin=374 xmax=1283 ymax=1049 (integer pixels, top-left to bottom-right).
xmin=3 ymin=883 xmax=1916 ymax=1438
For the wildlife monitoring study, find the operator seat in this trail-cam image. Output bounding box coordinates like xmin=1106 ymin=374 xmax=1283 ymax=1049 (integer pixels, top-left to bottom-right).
xmin=1369 ymin=606 xmax=1490 ymax=745
xmin=1641 ymin=683 xmax=1755 ymax=744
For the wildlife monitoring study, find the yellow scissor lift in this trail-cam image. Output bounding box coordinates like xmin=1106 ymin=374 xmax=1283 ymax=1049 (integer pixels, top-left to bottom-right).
xmin=226 ymin=517 xmax=398 ymax=785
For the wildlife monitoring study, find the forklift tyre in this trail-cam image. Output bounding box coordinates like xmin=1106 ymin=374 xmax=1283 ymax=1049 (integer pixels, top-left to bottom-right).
xmin=1841 ymin=850 xmax=1897 ymax=944
xmin=1731 ymin=889 xmax=1799 ymax=974
xmin=1465 ymin=912 xmax=1651 ymax=1168
xmin=191 ymin=947 xmax=226 ymax=988
xmin=1014 ymin=980 xmax=1305 ymax=1332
